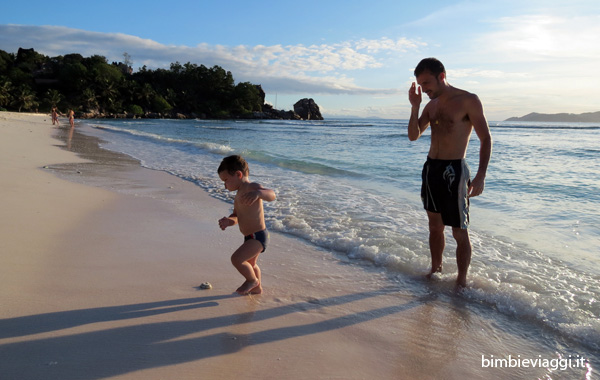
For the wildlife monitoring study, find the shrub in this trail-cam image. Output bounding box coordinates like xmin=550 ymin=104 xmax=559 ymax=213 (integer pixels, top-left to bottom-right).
xmin=127 ymin=104 xmax=143 ymax=115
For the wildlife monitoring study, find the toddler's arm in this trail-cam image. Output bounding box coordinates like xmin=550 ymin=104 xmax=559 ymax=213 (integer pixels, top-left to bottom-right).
xmin=240 ymin=184 xmax=276 ymax=205
xmin=219 ymin=212 xmax=238 ymax=230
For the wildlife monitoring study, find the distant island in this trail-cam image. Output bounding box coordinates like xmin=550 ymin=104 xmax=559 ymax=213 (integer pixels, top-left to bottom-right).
xmin=505 ymin=111 xmax=600 ymax=123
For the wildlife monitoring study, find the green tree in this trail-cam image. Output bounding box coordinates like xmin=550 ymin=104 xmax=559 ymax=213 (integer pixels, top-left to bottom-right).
xmin=0 ymin=48 xmax=268 ymax=118
xmin=0 ymin=79 xmax=13 ymax=108
xmin=138 ymin=83 xmax=156 ymax=112
xmin=232 ymin=82 xmax=263 ymax=114
xmin=15 ymin=48 xmax=46 ymax=74
xmin=96 ymin=79 xmax=120 ymax=113
xmin=90 ymin=58 xmax=123 ymax=84
xmin=12 ymin=84 xmax=38 ymax=112
xmin=0 ymin=50 xmax=14 ymax=75
xmin=152 ymin=94 xmax=172 ymax=114
xmin=164 ymin=88 xmax=178 ymax=109
xmin=127 ymin=104 xmax=143 ymax=116
xmin=119 ymin=80 xmax=139 ymax=110
xmin=7 ymin=67 xmax=31 ymax=88
xmin=45 ymin=89 xmax=62 ymax=107
xmin=81 ymin=88 xmax=99 ymax=112
xmin=58 ymin=60 xmax=88 ymax=96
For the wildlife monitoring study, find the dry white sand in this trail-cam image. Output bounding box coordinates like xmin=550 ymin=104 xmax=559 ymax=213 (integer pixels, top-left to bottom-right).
xmin=0 ymin=112 xmax=572 ymax=380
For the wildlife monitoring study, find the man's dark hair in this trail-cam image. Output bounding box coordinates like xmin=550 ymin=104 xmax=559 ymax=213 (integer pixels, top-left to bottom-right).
xmin=218 ymin=155 xmax=249 ymax=176
xmin=414 ymin=57 xmax=446 ymax=77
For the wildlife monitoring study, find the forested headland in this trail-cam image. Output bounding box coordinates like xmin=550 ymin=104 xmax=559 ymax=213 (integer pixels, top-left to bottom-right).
xmin=0 ymin=47 xmax=270 ymax=119
xmin=505 ymin=111 xmax=600 ymax=123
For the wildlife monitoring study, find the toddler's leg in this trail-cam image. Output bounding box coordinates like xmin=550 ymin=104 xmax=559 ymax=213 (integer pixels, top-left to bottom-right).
xmin=247 ymin=255 xmax=262 ymax=294
xmin=231 ymin=240 xmax=263 ymax=295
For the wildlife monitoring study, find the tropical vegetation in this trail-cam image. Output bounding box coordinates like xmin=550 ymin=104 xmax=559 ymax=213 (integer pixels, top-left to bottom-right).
xmin=0 ymin=48 xmax=265 ymax=118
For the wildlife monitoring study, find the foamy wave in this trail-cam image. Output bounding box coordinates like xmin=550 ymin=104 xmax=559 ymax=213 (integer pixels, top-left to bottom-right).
xmin=462 ymin=245 xmax=600 ymax=352
xmin=194 ymin=142 xmax=234 ymax=155
xmin=94 ymin=125 xmax=189 ymax=144
xmin=94 ymin=124 xmax=234 ymax=155
xmin=269 ymin=186 xmax=600 ymax=352
xmin=197 ymin=125 xmax=233 ymax=130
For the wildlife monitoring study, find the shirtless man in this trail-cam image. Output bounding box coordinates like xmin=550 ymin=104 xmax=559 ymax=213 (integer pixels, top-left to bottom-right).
xmin=408 ymin=58 xmax=492 ymax=288
xmin=218 ymin=155 xmax=276 ymax=295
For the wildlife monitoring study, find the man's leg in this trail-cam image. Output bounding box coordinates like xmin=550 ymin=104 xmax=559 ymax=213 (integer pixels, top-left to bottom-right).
xmin=452 ymin=227 xmax=472 ymax=288
xmin=426 ymin=211 xmax=445 ymax=277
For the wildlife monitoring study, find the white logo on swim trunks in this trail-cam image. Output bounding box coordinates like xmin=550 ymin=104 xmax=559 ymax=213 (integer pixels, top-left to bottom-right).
xmin=443 ymin=164 xmax=455 ymax=192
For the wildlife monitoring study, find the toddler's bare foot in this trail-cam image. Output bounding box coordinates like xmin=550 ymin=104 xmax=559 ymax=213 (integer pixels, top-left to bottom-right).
xmin=249 ymin=284 xmax=262 ymax=294
xmin=236 ymin=280 xmax=260 ymax=295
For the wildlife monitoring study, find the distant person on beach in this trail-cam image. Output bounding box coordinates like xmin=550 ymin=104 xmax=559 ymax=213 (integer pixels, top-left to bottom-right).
xmin=218 ymin=155 xmax=276 ymax=295
xmin=68 ymin=109 xmax=75 ymax=128
xmin=51 ymin=107 xmax=60 ymax=126
xmin=407 ymin=57 xmax=492 ymax=288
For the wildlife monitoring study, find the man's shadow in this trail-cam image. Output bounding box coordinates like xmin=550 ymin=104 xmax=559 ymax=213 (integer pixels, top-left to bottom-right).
xmin=0 ymin=295 xmax=232 ymax=339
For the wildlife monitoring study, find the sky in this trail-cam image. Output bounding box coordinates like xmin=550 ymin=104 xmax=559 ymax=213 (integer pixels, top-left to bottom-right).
xmin=1 ymin=0 xmax=599 ymax=121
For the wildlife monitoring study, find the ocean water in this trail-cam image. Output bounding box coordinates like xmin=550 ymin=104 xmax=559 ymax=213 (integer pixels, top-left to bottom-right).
xmin=78 ymin=118 xmax=599 ymax=359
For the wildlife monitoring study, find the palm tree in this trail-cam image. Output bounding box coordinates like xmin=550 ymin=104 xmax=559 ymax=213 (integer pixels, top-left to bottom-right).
xmin=45 ymin=89 xmax=63 ymax=108
xmin=165 ymin=88 xmax=178 ymax=109
xmin=0 ymin=80 xmax=13 ymax=108
xmin=81 ymin=88 xmax=98 ymax=112
xmin=97 ymin=80 xmax=119 ymax=113
xmin=11 ymin=84 xmax=38 ymax=112
xmin=138 ymin=83 xmax=155 ymax=112
xmin=120 ymin=80 xmax=139 ymax=107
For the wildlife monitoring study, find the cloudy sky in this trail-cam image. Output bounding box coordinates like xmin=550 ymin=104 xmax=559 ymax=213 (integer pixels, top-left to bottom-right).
xmin=2 ymin=0 xmax=599 ymax=120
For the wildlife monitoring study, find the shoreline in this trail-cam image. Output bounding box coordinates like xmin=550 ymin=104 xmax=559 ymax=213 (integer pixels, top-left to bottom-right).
xmin=0 ymin=112 xmax=594 ymax=379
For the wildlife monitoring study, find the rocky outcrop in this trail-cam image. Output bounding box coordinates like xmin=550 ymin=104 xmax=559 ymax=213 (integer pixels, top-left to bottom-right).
xmin=74 ymin=96 xmax=324 ymax=121
xmin=252 ymin=98 xmax=323 ymax=120
xmin=252 ymin=104 xmax=301 ymax=120
xmin=293 ymin=98 xmax=323 ymax=120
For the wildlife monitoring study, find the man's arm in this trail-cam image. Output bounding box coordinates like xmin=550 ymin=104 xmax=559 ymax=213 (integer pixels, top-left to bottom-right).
xmin=466 ymin=95 xmax=493 ymax=197
xmin=407 ymin=82 xmax=429 ymax=141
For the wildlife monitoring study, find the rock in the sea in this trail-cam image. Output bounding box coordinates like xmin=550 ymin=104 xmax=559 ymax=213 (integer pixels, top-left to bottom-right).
xmin=293 ymin=98 xmax=323 ymax=120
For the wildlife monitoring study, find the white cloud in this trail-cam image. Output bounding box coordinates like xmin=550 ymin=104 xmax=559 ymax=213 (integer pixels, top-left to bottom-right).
xmin=449 ymin=69 xmax=527 ymax=79
xmin=0 ymin=24 xmax=417 ymax=96
xmin=354 ymin=37 xmax=426 ymax=53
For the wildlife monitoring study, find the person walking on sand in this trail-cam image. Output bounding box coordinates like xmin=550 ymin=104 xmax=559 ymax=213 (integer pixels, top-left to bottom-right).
xmin=68 ymin=109 xmax=75 ymax=128
xmin=407 ymin=57 xmax=492 ymax=288
xmin=51 ymin=107 xmax=60 ymax=126
xmin=218 ymin=155 xmax=276 ymax=295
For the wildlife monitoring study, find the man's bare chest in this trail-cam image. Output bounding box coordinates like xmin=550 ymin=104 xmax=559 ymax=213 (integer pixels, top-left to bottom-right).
xmin=430 ymin=104 xmax=470 ymax=135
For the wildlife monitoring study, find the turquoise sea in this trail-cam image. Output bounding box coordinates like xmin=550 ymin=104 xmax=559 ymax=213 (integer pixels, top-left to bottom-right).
xmin=77 ymin=117 xmax=599 ymax=369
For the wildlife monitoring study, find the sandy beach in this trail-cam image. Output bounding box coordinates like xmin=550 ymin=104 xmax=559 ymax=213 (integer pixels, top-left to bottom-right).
xmin=0 ymin=112 xmax=591 ymax=380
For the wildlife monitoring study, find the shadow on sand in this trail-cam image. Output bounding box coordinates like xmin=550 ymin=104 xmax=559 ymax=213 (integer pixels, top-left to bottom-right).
xmin=0 ymin=289 xmax=432 ymax=379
